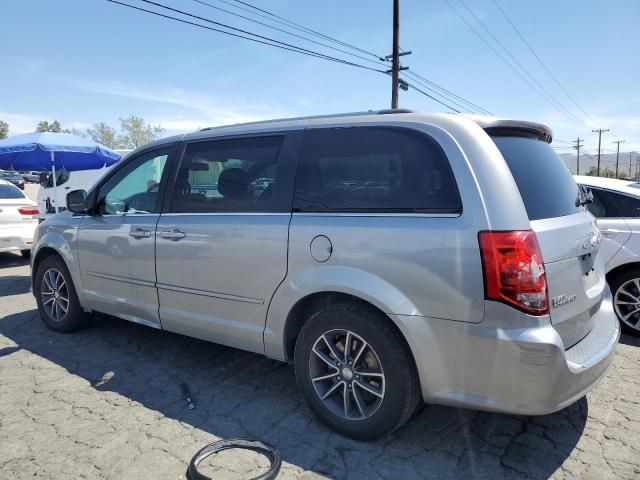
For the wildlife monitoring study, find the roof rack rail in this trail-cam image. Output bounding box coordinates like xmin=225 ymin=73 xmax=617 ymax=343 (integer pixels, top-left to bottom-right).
xmin=377 ymin=109 xmax=415 ymax=114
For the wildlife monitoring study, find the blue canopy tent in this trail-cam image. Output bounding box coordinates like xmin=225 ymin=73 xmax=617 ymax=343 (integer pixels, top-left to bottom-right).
xmin=0 ymin=132 xmax=121 ymax=213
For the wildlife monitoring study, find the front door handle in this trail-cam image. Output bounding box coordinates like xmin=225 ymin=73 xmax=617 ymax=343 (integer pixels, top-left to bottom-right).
xmin=600 ymin=228 xmax=619 ymax=237
xmin=129 ymin=228 xmax=151 ymax=238
xmin=160 ymin=229 xmax=186 ymax=240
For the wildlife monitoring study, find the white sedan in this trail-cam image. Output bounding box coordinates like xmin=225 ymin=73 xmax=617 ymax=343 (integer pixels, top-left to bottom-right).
xmin=575 ymin=175 xmax=640 ymax=336
xmin=0 ymin=178 xmax=39 ymax=258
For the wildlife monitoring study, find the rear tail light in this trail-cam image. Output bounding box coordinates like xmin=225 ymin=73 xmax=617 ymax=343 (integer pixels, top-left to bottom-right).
xmin=478 ymin=230 xmax=549 ymax=315
xmin=18 ymin=206 xmax=40 ymax=216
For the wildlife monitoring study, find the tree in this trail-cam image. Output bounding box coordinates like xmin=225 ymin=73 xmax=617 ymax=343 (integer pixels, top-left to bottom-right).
xmin=117 ymin=115 xmax=164 ymax=149
xmin=87 ymin=122 xmax=119 ymax=149
xmin=36 ymin=120 xmax=64 ymax=132
xmin=0 ymin=120 xmax=8 ymax=139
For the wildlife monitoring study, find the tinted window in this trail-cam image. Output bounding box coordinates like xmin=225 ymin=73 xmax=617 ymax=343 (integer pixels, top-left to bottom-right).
xmin=294 ymin=127 xmax=461 ymax=212
xmin=0 ymin=183 xmax=25 ymax=199
xmin=97 ymin=147 xmax=170 ymax=215
xmin=586 ymin=187 xmax=621 ymax=218
xmin=608 ymin=191 xmax=640 ymax=217
xmin=491 ymin=136 xmax=582 ymax=221
xmin=169 ymin=136 xmax=284 ymax=213
xmin=45 ymin=167 xmax=69 ymax=188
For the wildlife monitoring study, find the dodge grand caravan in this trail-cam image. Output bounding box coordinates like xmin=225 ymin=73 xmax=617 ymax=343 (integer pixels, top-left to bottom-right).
xmin=31 ymin=111 xmax=619 ymax=439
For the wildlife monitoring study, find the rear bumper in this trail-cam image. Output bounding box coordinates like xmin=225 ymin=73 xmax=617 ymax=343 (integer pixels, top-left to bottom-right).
xmin=400 ymin=289 xmax=619 ymax=415
xmin=0 ymin=224 xmax=37 ymax=252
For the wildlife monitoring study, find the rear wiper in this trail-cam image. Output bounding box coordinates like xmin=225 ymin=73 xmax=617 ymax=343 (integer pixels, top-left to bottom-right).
xmin=576 ymin=185 xmax=593 ymax=207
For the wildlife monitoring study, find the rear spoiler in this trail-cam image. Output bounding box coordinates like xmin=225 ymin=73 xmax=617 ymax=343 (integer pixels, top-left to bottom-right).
xmin=463 ymin=115 xmax=553 ymax=143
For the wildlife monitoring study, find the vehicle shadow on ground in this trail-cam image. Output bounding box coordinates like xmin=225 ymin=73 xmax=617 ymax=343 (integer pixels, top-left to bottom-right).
xmin=0 ymin=252 xmax=29 ymax=270
xmin=619 ymin=333 xmax=640 ymax=347
xmin=0 ymin=307 xmax=588 ymax=480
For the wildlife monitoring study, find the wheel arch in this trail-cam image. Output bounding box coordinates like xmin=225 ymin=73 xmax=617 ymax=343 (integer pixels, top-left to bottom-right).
xmin=280 ymin=291 xmax=416 ymax=372
xmin=32 ymin=234 xmax=85 ymax=306
xmin=606 ymin=261 xmax=640 ymax=286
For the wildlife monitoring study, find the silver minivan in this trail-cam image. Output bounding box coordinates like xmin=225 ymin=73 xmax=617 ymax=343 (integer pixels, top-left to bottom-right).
xmin=31 ymin=111 xmax=619 ymax=439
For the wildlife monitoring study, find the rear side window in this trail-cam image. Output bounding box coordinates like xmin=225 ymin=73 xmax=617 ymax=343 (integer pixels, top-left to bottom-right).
xmin=588 ymin=187 xmax=640 ymax=218
xmin=169 ymin=136 xmax=284 ymax=213
xmin=586 ymin=187 xmax=621 ymax=218
xmin=0 ymin=184 xmax=25 ymax=199
xmin=491 ymin=136 xmax=581 ymax=221
xmin=294 ymin=127 xmax=461 ymax=213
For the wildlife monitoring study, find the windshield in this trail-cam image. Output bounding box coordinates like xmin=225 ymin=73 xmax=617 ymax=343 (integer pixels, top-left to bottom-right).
xmin=491 ymin=135 xmax=582 ymax=221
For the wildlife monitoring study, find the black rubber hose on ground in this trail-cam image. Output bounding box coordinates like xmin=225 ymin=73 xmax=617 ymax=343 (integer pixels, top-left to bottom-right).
xmin=186 ymin=438 xmax=282 ymax=480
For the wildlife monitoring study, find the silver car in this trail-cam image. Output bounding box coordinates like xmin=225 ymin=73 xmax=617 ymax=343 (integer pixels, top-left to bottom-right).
xmin=31 ymin=111 xmax=619 ymax=439
xmin=575 ymin=175 xmax=640 ymax=336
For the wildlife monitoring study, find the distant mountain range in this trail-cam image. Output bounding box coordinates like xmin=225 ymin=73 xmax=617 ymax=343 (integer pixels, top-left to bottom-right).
xmin=558 ymin=151 xmax=638 ymax=177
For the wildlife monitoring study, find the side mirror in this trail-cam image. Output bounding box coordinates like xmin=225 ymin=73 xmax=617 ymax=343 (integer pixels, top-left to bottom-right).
xmin=67 ymin=190 xmax=89 ymax=214
xmin=39 ymin=172 xmax=50 ymax=186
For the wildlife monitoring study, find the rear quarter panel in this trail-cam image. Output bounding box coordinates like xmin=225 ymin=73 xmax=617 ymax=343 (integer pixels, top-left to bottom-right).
xmin=264 ymin=115 xmax=530 ymax=360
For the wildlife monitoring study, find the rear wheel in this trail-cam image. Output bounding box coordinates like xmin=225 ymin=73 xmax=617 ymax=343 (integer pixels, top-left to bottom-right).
xmin=611 ymin=270 xmax=640 ymax=336
xmin=294 ymin=302 xmax=421 ymax=440
xmin=34 ymin=255 xmax=87 ymax=332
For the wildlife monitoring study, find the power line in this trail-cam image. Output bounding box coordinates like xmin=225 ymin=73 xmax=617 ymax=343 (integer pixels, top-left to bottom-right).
xmin=404 ymin=71 xmax=493 ymax=114
xmin=106 ymin=0 xmax=388 ymax=74
xmin=489 ymin=0 xmax=594 ymax=123
xmin=220 ymin=0 xmax=384 ymax=59
xmin=190 ymin=0 xmax=389 ymax=67
xmin=443 ymin=0 xmax=589 ymax=129
xmin=456 ymin=0 xmax=590 ymax=129
xmin=215 ymin=0 xmax=493 ymax=114
xmin=402 ymin=78 xmax=461 ymax=112
xmin=401 ymin=73 xmax=473 ymax=112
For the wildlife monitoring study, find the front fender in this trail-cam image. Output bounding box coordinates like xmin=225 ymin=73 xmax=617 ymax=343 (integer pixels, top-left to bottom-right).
xmin=32 ymin=213 xmax=85 ymax=305
xmin=264 ymin=265 xmax=421 ymax=360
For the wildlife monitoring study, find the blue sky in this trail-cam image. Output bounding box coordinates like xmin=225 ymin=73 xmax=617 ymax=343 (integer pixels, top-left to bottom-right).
xmin=1 ymin=0 xmax=639 ymax=154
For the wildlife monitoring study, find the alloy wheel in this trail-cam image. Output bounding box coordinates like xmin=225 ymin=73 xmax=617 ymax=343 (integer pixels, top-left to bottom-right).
xmin=614 ymin=278 xmax=640 ymax=332
xmin=309 ymin=329 xmax=385 ymax=421
xmin=40 ymin=268 xmax=69 ymax=323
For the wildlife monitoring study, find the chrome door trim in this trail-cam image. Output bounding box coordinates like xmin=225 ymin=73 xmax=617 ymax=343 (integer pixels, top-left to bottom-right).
xmin=156 ymin=282 xmax=264 ymax=304
xmin=85 ymin=270 xmax=156 ymax=288
xmin=159 ymin=212 xmax=291 ymax=217
xmin=292 ymin=212 xmax=461 ymax=218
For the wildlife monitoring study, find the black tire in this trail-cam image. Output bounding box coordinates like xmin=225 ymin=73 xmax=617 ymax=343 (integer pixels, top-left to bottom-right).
xmin=20 ymin=249 xmax=31 ymax=259
xmin=610 ymin=270 xmax=640 ymax=336
xmin=34 ymin=255 xmax=87 ymax=332
xmin=294 ymin=302 xmax=421 ymax=440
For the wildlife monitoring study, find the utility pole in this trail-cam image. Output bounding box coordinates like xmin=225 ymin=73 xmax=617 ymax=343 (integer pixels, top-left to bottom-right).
xmin=629 ymin=151 xmax=633 ymax=178
xmin=612 ymin=140 xmax=625 ymax=178
xmin=592 ymin=129 xmax=610 ymax=176
xmin=573 ymin=137 xmax=583 ymax=175
xmin=385 ymin=0 xmax=410 ymax=109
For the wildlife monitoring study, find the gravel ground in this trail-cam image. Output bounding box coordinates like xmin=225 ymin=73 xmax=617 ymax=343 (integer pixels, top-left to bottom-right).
xmin=0 ymin=252 xmax=639 ymax=479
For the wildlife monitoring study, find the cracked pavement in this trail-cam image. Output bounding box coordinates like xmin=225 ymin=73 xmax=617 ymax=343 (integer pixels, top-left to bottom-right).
xmin=0 ymin=251 xmax=639 ymax=479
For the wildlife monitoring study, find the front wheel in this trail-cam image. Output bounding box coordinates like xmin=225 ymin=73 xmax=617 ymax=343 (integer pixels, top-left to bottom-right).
xmin=294 ymin=302 xmax=421 ymax=440
xmin=34 ymin=255 xmax=87 ymax=332
xmin=611 ymin=270 xmax=640 ymax=336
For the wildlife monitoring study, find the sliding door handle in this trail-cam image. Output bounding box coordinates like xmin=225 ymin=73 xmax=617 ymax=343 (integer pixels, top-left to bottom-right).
xmin=160 ymin=229 xmax=186 ymax=240
xmin=129 ymin=228 xmax=151 ymax=238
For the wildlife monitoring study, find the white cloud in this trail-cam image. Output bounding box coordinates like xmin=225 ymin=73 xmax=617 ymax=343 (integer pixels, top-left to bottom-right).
xmin=67 ymin=78 xmax=294 ymax=132
xmin=0 ymin=111 xmax=42 ymax=135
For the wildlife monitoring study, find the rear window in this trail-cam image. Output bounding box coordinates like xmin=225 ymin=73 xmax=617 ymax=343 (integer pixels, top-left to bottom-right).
xmin=294 ymin=127 xmax=461 ymax=213
xmin=491 ymin=135 xmax=581 ymax=221
xmin=0 ymin=184 xmax=25 ymax=199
